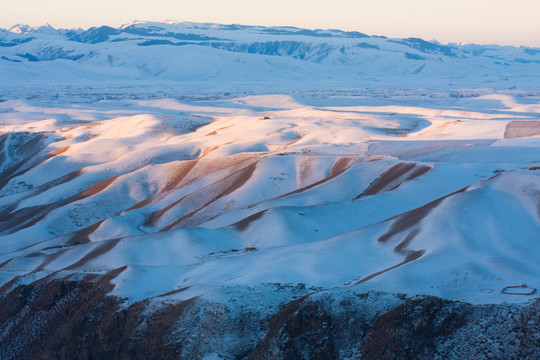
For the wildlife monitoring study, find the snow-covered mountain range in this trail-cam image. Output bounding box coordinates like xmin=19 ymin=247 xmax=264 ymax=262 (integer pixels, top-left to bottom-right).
xmin=1 ymin=20 xmax=540 ymax=90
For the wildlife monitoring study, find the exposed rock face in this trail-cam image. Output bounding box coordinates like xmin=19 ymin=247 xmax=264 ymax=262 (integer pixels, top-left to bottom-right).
xmin=1 ymin=275 xmax=538 ymax=359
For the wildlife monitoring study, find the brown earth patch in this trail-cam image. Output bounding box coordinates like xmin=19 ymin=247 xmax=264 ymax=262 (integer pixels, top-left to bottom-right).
xmin=297 ymin=156 xmax=317 ymax=188
xmin=125 ymin=196 xmax=156 ymax=212
xmin=79 ymin=175 xmax=119 ymax=198
xmin=504 ymin=121 xmax=540 ymax=138
xmin=126 ymin=160 xmax=198 ymax=211
xmin=35 ymin=248 xmax=72 ymax=271
xmin=181 ymin=153 xmax=258 ymax=186
xmin=360 ymin=162 xmax=416 ymax=196
xmin=366 ymin=156 xmax=384 ymax=162
xmin=0 ymin=203 xmax=62 ymax=234
xmin=329 ymin=157 xmax=356 ymax=177
xmin=0 ymin=173 xmax=119 ymax=235
xmin=161 ymin=159 xmax=199 ymax=193
xmin=82 ymin=134 xmax=99 ymax=142
xmin=145 ymin=195 xmax=188 ymax=226
xmin=394 ymin=228 xmax=421 ymax=254
xmin=68 ymin=219 xmax=106 ymax=245
xmin=39 ymin=169 xmax=83 ymax=192
xmin=0 ymin=156 xmax=39 ymax=191
xmin=353 ymin=249 xmax=425 ymax=285
xmin=378 ymin=186 xmax=468 ymax=244
xmin=159 ymin=161 xmax=259 ymax=230
xmin=15 ymin=134 xmax=48 ymax=157
xmin=284 ymin=133 xmax=303 ymax=149
xmin=356 ymin=162 xmax=429 ymax=199
xmin=158 ymin=286 xmax=192 ymax=298
xmin=232 ymin=210 xmax=267 ymax=231
xmin=64 ymin=238 xmax=122 ymax=270
xmin=47 ymin=146 xmax=70 ymax=156
xmin=352 ymin=186 xmax=468 ymax=286
xmin=0 ymin=258 xmax=13 ymax=269
xmin=0 ymin=169 xmax=82 ymax=229
xmin=277 ymin=156 xmax=356 ymax=199
xmin=0 ymin=275 xmax=21 ymax=298
xmin=200 ymin=145 xmax=219 ymax=157
xmin=0 ymin=134 xmax=56 ymax=190
xmin=208 ymin=160 xmax=259 ymax=197
xmin=400 ymin=164 xmax=431 ymax=184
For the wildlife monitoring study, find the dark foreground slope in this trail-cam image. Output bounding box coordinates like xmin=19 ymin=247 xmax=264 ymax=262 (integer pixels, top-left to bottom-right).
xmin=1 ymin=273 xmax=538 ymax=360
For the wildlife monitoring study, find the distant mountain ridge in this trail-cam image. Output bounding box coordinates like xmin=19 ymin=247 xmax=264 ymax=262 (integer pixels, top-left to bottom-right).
xmin=1 ymin=21 xmax=539 ymax=87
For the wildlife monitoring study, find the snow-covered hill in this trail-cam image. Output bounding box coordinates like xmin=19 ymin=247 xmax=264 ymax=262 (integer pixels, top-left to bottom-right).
xmin=0 ymin=91 xmax=538 ymax=305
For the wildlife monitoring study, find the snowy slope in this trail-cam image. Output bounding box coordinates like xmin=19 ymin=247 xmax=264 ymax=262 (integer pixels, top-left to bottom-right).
xmin=0 ymin=21 xmax=539 ymax=308
xmin=0 ymin=90 xmax=539 ymax=305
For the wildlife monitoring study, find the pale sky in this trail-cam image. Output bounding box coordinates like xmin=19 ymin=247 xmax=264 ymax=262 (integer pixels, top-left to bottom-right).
xmin=2 ymin=0 xmax=540 ymax=47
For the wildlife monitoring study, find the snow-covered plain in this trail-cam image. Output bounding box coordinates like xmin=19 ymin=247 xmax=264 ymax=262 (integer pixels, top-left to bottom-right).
xmin=0 ymin=22 xmax=539 ymax=306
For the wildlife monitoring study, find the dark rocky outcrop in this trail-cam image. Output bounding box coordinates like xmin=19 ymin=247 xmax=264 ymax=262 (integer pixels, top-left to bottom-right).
xmin=0 ymin=276 xmax=538 ymax=360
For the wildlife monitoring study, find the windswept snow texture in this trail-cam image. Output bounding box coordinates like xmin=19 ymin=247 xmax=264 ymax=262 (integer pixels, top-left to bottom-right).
xmin=0 ymin=91 xmax=539 ymax=305
xmin=0 ymin=21 xmax=539 ymax=306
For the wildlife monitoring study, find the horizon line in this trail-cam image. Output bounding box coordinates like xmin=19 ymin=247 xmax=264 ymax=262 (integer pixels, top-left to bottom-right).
xmin=3 ymin=19 xmax=540 ymax=49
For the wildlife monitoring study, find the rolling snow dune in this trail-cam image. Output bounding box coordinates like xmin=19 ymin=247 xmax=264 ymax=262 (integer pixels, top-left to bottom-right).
xmin=0 ymin=92 xmax=539 ymax=305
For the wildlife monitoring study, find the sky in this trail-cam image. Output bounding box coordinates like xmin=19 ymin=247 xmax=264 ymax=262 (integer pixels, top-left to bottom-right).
xmin=2 ymin=0 xmax=540 ymax=47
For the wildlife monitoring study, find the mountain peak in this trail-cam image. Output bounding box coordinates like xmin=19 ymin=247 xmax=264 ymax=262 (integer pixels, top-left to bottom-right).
xmin=8 ymin=24 xmax=32 ymax=34
xmin=8 ymin=23 xmax=56 ymax=34
xmin=119 ymin=20 xmax=145 ymax=29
